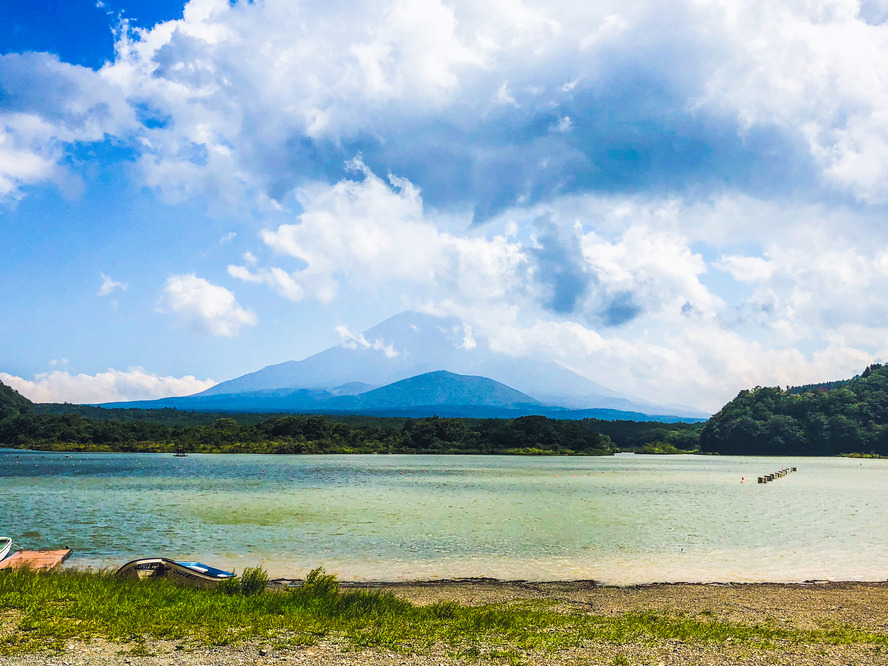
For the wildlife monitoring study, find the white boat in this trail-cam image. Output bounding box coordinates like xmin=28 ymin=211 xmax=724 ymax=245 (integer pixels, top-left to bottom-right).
xmin=116 ymin=557 xmax=234 ymax=589
xmin=0 ymin=537 xmax=12 ymax=562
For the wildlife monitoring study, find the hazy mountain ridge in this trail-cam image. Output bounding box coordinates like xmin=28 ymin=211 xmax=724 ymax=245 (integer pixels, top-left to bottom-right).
xmin=104 ymin=371 xmax=540 ymax=412
xmin=102 ymin=370 xmax=703 ymax=422
xmin=189 ymin=311 xmax=707 ymax=419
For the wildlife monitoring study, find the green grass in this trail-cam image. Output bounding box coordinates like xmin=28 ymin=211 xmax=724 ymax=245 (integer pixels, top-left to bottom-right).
xmin=1 ymin=567 xmax=887 ymax=657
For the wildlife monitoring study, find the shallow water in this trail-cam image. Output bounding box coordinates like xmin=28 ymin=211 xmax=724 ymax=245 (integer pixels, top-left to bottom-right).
xmin=2 ymin=450 xmax=886 ymax=584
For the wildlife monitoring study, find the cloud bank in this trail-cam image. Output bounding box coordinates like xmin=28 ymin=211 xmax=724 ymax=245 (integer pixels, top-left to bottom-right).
xmin=4 ymin=0 xmax=888 ymax=409
xmin=1 ymin=368 xmax=215 ymax=404
xmin=4 ymin=0 xmax=887 ymax=207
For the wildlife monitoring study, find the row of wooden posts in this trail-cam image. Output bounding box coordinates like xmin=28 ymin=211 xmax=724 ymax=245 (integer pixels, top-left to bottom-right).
xmin=758 ymin=467 xmax=797 ymax=484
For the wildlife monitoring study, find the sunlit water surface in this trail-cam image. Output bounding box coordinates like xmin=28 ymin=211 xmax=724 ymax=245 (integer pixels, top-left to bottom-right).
xmin=2 ymin=450 xmax=886 ymax=584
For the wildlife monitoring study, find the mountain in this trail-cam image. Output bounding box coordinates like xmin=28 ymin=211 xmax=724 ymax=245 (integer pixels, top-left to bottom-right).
xmin=103 ymin=370 xmax=699 ymax=421
xmin=346 ymin=371 xmax=542 ymax=409
xmin=101 ymin=312 xmax=707 ymax=420
xmin=192 ymin=311 xmax=705 ymax=418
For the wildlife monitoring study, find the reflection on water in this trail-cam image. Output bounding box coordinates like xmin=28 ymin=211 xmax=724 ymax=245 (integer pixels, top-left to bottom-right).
xmin=1 ymin=450 xmax=887 ymax=584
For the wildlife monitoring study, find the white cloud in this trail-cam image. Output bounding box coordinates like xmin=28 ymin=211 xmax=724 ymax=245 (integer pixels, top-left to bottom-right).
xmin=334 ymin=325 xmax=400 ymax=358
xmin=698 ymin=0 xmax=888 ymax=201
xmin=0 ymin=128 xmax=58 ymax=201
xmin=98 ymin=272 xmax=128 ymax=296
xmin=552 ymin=116 xmax=572 ymax=133
xmin=0 ymin=52 xmax=135 ymax=201
xmin=561 ymin=77 xmax=581 ymax=92
xmin=230 ymin=161 xmax=528 ymax=309
xmin=227 ymin=265 xmax=307 ymax=302
xmin=0 ymin=368 xmax=216 ymax=404
xmin=578 ymin=224 xmax=722 ymax=321
xmin=157 ymin=273 xmax=257 ymax=336
xmin=5 ymin=0 xmax=888 ymax=205
xmin=714 ymin=255 xmax=775 ymax=285
xmin=496 ymin=82 xmax=518 ymax=106
xmin=459 ymin=323 xmax=477 ymax=350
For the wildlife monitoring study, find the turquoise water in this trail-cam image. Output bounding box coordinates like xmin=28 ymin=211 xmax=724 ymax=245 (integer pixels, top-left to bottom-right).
xmin=2 ymin=450 xmax=887 ymax=583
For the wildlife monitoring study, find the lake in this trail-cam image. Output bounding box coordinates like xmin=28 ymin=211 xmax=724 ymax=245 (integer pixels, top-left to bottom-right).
xmin=2 ymin=450 xmax=886 ymax=584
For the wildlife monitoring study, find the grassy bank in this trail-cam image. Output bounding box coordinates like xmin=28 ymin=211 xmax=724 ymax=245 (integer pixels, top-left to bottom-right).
xmin=2 ymin=568 xmax=887 ymax=660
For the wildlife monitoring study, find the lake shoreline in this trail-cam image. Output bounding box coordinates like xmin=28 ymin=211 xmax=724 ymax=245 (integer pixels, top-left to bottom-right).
xmin=5 ymin=577 xmax=888 ymax=665
xmin=297 ymin=576 xmax=888 ymax=608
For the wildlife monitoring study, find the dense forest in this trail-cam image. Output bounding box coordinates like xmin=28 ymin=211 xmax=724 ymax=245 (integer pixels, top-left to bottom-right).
xmin=0 ymin=380 xmax=702 ymax=455
xmin=700 ymin=363 xmax=888 ymax=455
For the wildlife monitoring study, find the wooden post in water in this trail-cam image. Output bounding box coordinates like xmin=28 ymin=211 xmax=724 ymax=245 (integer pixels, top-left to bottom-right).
xmin=758 ymin=466 xmax=797 ymax=485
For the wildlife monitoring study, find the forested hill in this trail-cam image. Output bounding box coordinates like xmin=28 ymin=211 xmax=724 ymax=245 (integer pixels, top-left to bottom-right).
xmin=700 ymin=364 xmax=888 ymax=455
xmin=0 ymin=381 xmax=34 ymax=420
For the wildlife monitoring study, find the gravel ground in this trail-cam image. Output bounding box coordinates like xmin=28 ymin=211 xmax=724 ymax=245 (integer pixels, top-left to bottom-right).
xmin=3 ymin=580 xmax=888 ymax=666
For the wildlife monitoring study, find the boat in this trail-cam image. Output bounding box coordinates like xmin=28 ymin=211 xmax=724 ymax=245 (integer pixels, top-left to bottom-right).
xmin=0 ymin=537 xmax=12 ymax=562
xmin=173 ymin=452 xmax=187 ymax=457
xmin=115 ymin=557 xmax=234 ymax=588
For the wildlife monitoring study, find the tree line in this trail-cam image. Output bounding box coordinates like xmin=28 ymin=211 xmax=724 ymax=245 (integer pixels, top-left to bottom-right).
xmin=0 ymin=410 xmax=613 ymax=455
xmin=0 ymin=380 xmax=707 ymax=456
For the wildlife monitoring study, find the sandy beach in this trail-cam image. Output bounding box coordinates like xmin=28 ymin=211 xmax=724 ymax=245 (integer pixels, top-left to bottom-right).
xmin=4 ymin=578 xmax=888 ymax=665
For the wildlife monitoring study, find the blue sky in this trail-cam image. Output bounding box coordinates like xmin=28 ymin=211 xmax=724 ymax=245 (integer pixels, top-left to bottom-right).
xmin=3 ymin=0 xmax=888 ymax=411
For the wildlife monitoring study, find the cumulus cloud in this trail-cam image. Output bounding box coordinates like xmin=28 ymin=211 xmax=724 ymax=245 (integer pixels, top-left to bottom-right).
xmin=157 ymin=273 xmax=256 ymax=336
xmin=0 ymin=368 xmax=216 ymax=404
xmin=699 ymin=0 xmax=888 ymax=202
xmin=5 ymin=0 xmax=888 ymax=207
xmin=229 ymin=160 xmax=528 ymax=307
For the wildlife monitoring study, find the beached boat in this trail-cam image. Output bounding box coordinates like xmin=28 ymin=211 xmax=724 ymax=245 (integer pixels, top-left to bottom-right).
xmin=0 ymin=537 xmax=12 ymax=562
xmin=116 ymin=557 xmax=234 ymax=588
